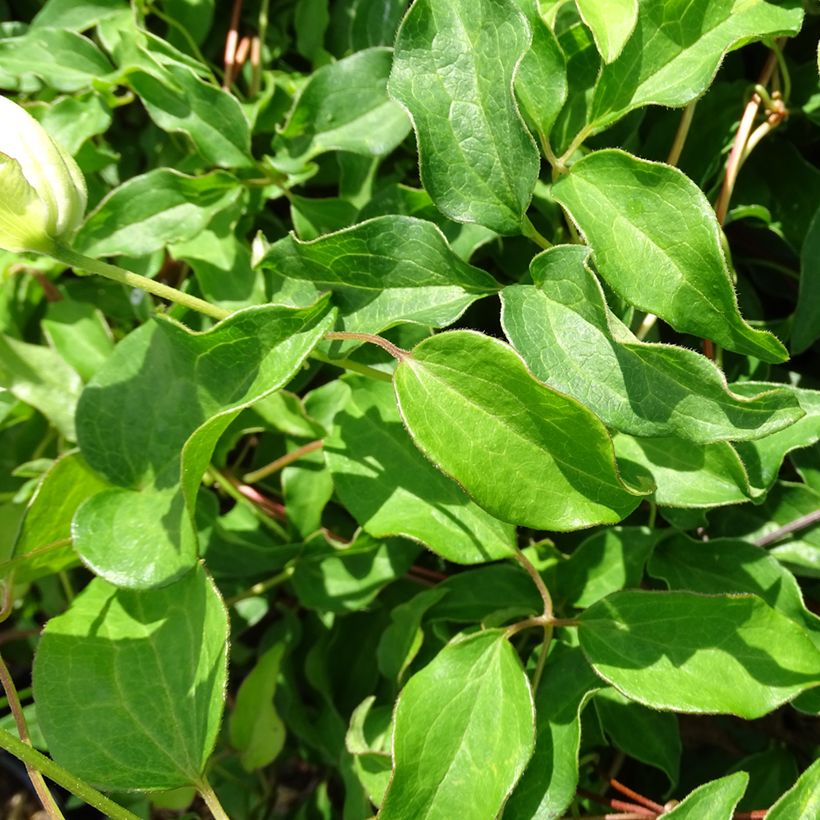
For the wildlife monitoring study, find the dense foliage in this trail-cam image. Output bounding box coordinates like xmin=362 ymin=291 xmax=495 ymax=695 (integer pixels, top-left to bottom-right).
xmin=0 ymin=0 xmax=819 ymax=818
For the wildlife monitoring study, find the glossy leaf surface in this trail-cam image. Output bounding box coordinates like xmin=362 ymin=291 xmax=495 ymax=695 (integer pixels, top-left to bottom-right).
xmin=389 ymin=0 xmax=539 ymax=234
xmin=663 ymin=772 xmax=749 ymax=820
xmin=552 ymin=150 xmax=789 ymax=362
xmin=502 ymin=246 xmax=801 ymax=442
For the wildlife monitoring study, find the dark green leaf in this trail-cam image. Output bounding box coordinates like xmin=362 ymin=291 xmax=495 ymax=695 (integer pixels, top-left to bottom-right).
xmin=388 ymin=0 xmax=540 ymax=234
xmin=793 ymin=206 xmax=820 ymax=354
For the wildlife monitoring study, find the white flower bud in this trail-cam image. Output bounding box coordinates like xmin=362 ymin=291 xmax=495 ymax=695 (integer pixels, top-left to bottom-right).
xmin=0 ymin=95 xmax=87 ymax=254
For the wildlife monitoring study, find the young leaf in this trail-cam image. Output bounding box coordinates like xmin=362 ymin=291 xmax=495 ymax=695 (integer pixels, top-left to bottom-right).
xmin=260 ymin=215 xmax=499 ymax=334
xmin=587 ymin=0 xmax=804 ymax=134
xmin=275 ymin=47 xmax=410 ymax=167
xmin=501 ymin=246 xmax=802 ymax=442
xmin=579 ymin=590 xmax=820 ymax=718
xmin=388 ymin=0 xmax=540 ymax=234
xmin=380 ymin=630 xmax=534 ymax=819
xmin=576 ymin=0 xmax=638 ymax=63
xmin=552 ymin=150 xmax=789 ymax=362
xmin=32 ymin=563 xmax=228 ymax=790
xmin=504 ymin=643 xmax=602 ymax=820
xmin=663 ymin=772 xmax=749 ymax=820
xmin=325 ymin=377 xmax=516 ymax=563
xmin=394 ymin=331 xmax=651 ymax=530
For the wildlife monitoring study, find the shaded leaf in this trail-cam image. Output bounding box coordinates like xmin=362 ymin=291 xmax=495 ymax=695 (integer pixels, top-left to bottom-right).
xmin=793 ymin=206 xmax=820 ymax=354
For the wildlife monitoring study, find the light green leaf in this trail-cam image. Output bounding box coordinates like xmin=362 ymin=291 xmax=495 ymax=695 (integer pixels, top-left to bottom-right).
xmin=32 ymin=564 xmax=228 ymax=790
xmin=394 ymin=331 xmax=650 ymax=530
xmin=34 ymin=92 xmax=112 ymax=155
xmin=552 ymin=150 xmax=789 ymax=362
xmin=4 ymin=452 xmax=110 ymax=583
xmin=664 ymin=772 xmax=749 ymax=820
xmin=766 ymin=759 xmax=820 ymax=820
xmin=380 ymin=630 xmax=534 ymax=820
xmin=128 ymin=61 xmax=253 ymax=168
xmin=793 ymin=206 xmax=820 ymax=354
xmin=576 ymin=0 xmax=637 ymax=63
xmin=649 ymin=535 xmax=820 ymax=649
xmin=730 ymin=383 xmax=820 ymax=494
xmin=579 ymin=590 xmax=820 ymax=718
xmin=260 ymin=215 xmax=498 ymax=334
xmin=229 ymin=643 xmax=286 ymax=771
xmin=325 ymin=377 xmax=516 ymax=563
xmin=615 ymin=434 xmax=752 ymax=507
xmin=595 ymin=688 xmax=680 ymax=786
xmin=388 ymin=0 xmax=540 ymax=234
xmin=0 ymin=334 xmax=82 ymax=441
xmin=587 ymin=0 xmax=804 ymax=134
xmin=42 ymin=299 xmax=114 ymax=382
xmin=501 ymin=246 xmax=801 ymax=442
xmin=31 ymin=0 xmax=128 ymax=31
xmin=73 ymin=300 xmax=334 ymax=587
xmin=0 ymin=28 xmax=114 ymax=92
xmin=512 ymin=0 xmax=567 ymax=140
xmin=504 ymin=643 xmax=601 ymax=820
xmin=75 ymin=169 xmax=243 ymax=257
xmin=276 ymin=48 xmax=410 ymax=167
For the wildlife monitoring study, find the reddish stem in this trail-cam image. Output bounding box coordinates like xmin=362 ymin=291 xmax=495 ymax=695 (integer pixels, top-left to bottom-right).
xmin=610 ymin=780 xmax=665 ymax=814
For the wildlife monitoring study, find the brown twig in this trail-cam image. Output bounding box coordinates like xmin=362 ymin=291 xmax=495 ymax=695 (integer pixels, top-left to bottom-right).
xmin=243 ymin=440 xmax=324 ymax=484
xmin=754 ymin=509 xmax=820 ymax=546
xmin=610 ymin=779 xmax=665 ymax=814
xmin=223 ymin=0 xmax=244 ymax=89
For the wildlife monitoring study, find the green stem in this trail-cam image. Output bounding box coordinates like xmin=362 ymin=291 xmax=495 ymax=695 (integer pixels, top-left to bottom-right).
xmin=198 ymin=777 xmax=230 ymax=820
xmin=521 ymin=215 xmax=553 ymax=250
xmin=514 ymin=549 xmax=553 ymax=619
xmin=208 ymin=468 xmax=290 ymax=541
xmin=0 ymin=727 xmax=139 ymax=820
xmin=52 ymin=245 xmax=230 ymax=322
xmin=243 ymin=439 xmax=324 ymax=484
xmin=224 ymin=566 xmax=295 ymax=607
xmin=309 ymin=349 xmax=394 ymax=383
xmin=666 ymin=101 xmax=697 ymax=167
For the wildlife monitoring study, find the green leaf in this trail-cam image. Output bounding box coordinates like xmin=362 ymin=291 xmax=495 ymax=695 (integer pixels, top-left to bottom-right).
xmin=128 ymin=62 xmax=254 ymax=168
xmin=276 ymin=47 xmax=410 ymax=167
xmin=32 ymin=563 xmax=228 ymax=790
xmin=5 ymin=452 xmax=110 ymax=583
xmin=501 ymin=246 xmax=802 ymax=442
xmin=730 ymin=383 xmax=820 ymax=494
xmin=75 ymin=169 xmax=243 ymax=257
xmin=664 ymin=772 xmax=749 ymax=820
xmin=586 ymin=0 xmax=804 ymax=135
xmin=555 ymin=526 xmax=659 ymax=609
xmin=552 ymin=150 xmax=789 ymax=362
xmin=73 ymin=300 xmax=334 ymax=587
xmin=0 ymin=334 xmax=82 ymax=441
xmin=595 ymin=688 xmax=680 ymax=786
xmin=649 ymin=535 xmax=820 ymax=649
xmin=0 ymin=28 xmax=114 ymax=92
xmin=290 ymin=531 xmax=419 ymax=613
xmin=388 ymin=0 xmax=540 ymax=234
xmin=576 ymin=0 xmax=637 ymax=63
xmin=260 ymin=215 xmax=498 ymax=334
xmin=579 ymin=590 xmax=820 ymax=718
xmin=325 ymin=377 xmax=516 ymax=563
xmin=512 ymin=0 xmax=567 ymax=140
xmin=766 ymin=759 xmax=820 ymax=820
xmin=33 ymin=92 xmax=112 ymax=155
xmin=394 ymin=331 xmax=650 ymax=530
xmin=504 ymin=643 xmax=601 ymax=820
xmin=793 ymin=206 xmax=820 ymax=354
xmin=614 ymin=434 xmax=752 ymax=507
xmin=380 ymin=630 xmax=534 ymax=820
xmin=229 ymin=642 xmax=286 ymax=771
xmin=42 ymin=298 xmax=114 ymax=382
xmin=31 ymin=0 xmax=128 ymax=32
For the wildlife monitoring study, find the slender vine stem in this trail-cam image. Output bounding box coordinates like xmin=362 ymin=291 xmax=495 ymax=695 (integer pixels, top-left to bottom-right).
xmin=754 ymin=509 xmax=820 ymax=546
xmin=0 ymin=727 xmax=139 ymax=820
xmin=0 ymin=653 xmax=63 ymax=819
xmin=309 ymin=348 xmax=394 ymax=382
xmin=198 ymin=777 xmax=230 ymax=820
xmin=325 ymin=331 xmax=409 ymax=361
xmin=514 ymin=548 xmax=553 ymax=619
xmin=52 ymin=245 xmax=230 ymax=321
xmin=243 ymin=439 xmax=324 ymax=484
xmin=666 ymin=100 xmax=697 ymax=167
xmin=224 ymin=566 xmax=295 ymax=607
xmin=522 ymin=215 xmax=553 ymax=250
